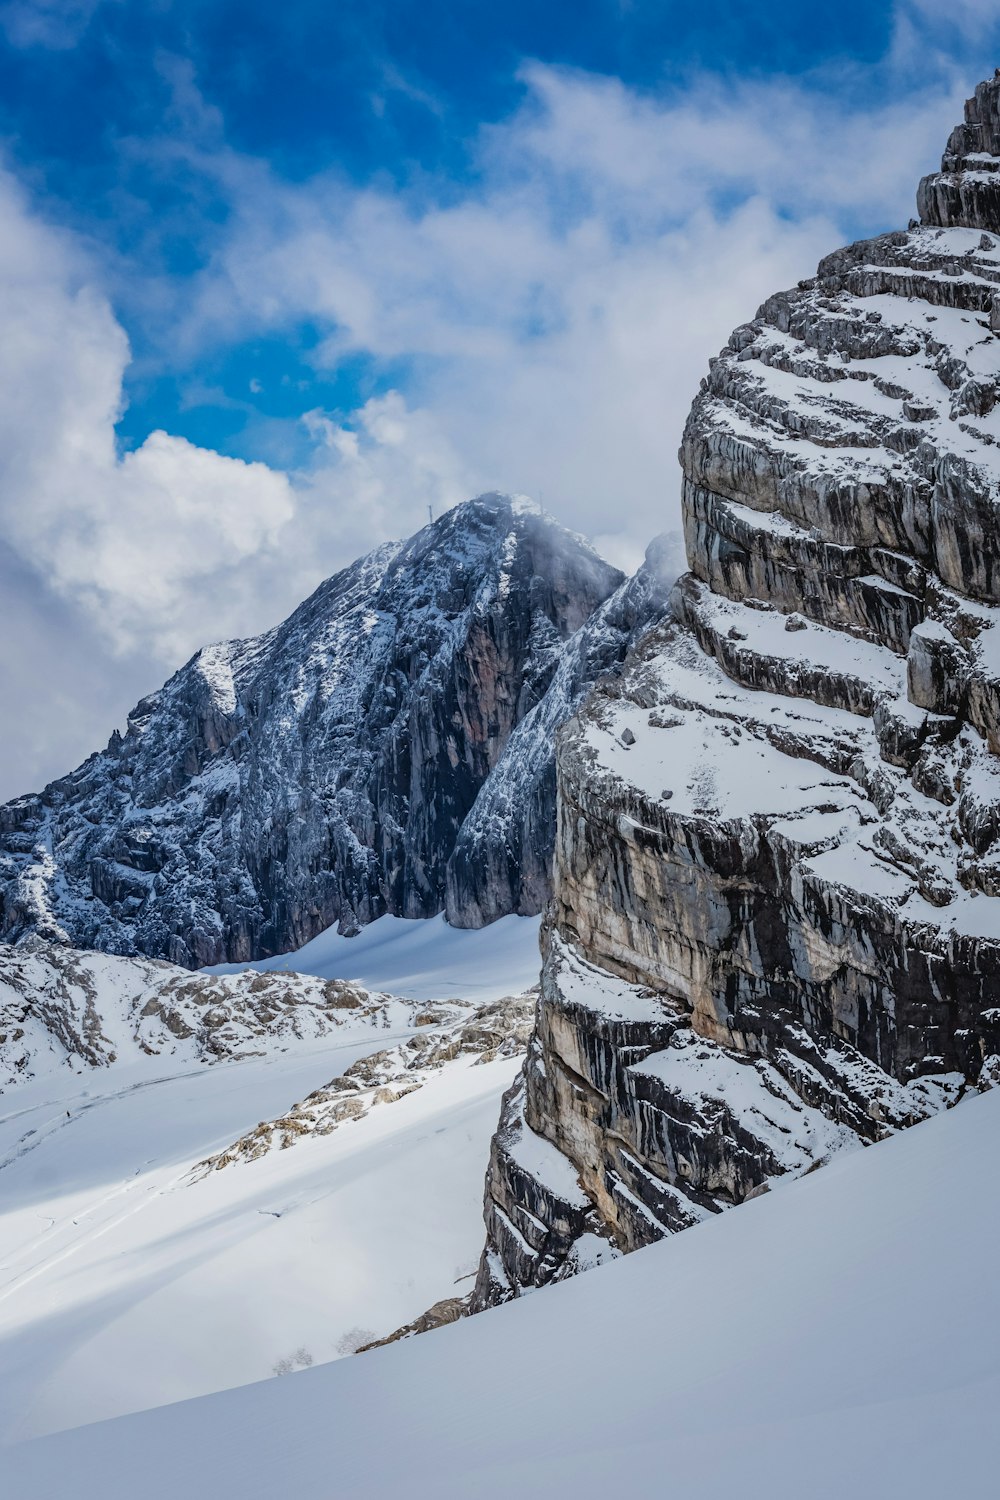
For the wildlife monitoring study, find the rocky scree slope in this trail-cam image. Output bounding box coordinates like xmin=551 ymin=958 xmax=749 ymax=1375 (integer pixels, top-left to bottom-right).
xmin=193 ymin=988 xmax=537 ymax=1177
xmin=0 ymin=496 xmax=670 ymax=967
xmin=471 ymin=77 xmax=1000 ymax=1307
xmin=0 ymin=937 xmax=440 ymax=1089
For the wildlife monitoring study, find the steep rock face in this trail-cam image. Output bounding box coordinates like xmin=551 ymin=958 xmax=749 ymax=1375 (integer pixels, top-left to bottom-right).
xmin=473 ymin=77 xmax=1000 ymax=1306
xmin=444 ymin=534 xmax=680 ymax=927
xmin=0 ymin=496 xmax=623 ymax=966
xmin=917 ymin=71 xmax=1000 ymax=233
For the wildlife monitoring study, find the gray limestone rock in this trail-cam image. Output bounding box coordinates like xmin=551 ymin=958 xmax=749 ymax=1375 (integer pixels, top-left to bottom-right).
xmin=471 ymin=76 xmax=1000 ymax=1308
xmin=443 ymin=533 xmax=681 ymax=928
xmin=918 ymin=73 xmax=1000 ymax=233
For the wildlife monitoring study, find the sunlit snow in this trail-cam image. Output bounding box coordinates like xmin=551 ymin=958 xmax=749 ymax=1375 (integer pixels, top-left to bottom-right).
xmin=0 ymin=916 xmax=542 ymax=1440
xmin=6 ymin=1079 xmax=999 ymax=1497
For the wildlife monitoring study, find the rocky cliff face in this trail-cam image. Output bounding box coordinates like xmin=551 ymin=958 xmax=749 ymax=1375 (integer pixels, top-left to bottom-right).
xmin=0 ymin=496 xmax=637 ymax=967
xmin=444 ymin=534 xmax=679 ymax=927
xmin=472 ymin=76 xmax=1000 ymax=1307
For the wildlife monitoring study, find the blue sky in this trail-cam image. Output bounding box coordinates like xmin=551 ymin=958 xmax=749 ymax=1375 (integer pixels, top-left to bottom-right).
xmin=1 ymin=0 xmax=1000 ymax=797
xmin=0 ymin=1 xmax=926 ymax=466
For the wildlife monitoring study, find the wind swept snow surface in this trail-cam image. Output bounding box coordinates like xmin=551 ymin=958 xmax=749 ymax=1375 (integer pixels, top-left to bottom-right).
xmin=0 ymin=1041 xmax=522 ymax=1440
xmin=5 ymin=1085 xmax=1000 ymax=1497
xmin=208 ymin=911 xmax=543 ymax=1001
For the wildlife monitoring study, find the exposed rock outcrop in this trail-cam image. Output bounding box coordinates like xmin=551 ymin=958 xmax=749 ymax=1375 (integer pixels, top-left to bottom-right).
xmin=193 ymin=989 xmax=537 ymax=1174
xmin=472 ymin=76 xmax=1000 ymax=1306
xmin=354 ymin=1296 xmax=470 ymax=1353
xmin=0 ymin=937 xmax=429 ymax=1088
xmin=0 ymin=496 xmax=631 ymax=966
xmin=444 ymin=534 xmax=680 ymax=926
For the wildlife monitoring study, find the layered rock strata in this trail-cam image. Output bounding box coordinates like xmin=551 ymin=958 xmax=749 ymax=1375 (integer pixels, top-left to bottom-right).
xmin=0 ymin=496 xmax=634 ymax=966
xmin=473 ymin=77 xmax=1000 ymax=1305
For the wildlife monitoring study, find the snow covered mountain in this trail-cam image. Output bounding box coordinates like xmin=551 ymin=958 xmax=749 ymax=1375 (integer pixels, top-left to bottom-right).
xmin=445 ymin=532 xmax=679 ymax=927
xmin=10 ymin=74 xmax=1000 ymax=1497
xmin=0 ymin=934 xmax=480 ymax=1089
xmin=470 ymin=74 xmax=1000 ymax=1306
xmin=0 ymin=495 xmax=672 ymax=967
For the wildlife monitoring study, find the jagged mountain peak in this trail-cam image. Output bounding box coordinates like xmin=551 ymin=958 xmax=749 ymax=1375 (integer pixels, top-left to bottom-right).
xmin=0 ymin=492 xmax=642 ymax=968
xmin=918 ymin=71 xmax=1000 ymax=231
xmin=127 ymin=492 xmax=592 ymax=723
xmin=120 ymin=493 xmax=598 ymax=714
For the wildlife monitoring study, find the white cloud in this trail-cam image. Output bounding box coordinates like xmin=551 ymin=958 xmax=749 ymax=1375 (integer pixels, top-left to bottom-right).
xmin=0 ymin=167 xmax=295 ymax=663
xmin=299 ymin=393 xmax=474 ymax=543
xmin=900 ymin=0 xmax=1000 ymax=32
xmin=172 ymin=63 xmax=965 ymax=556
xmin=494 ymin=63 xmax=955 ymax=221
xmin=0 ymin=542 xmax=155 ymax=800
xmin=889 ymin=1 xmax=1000 ymax=73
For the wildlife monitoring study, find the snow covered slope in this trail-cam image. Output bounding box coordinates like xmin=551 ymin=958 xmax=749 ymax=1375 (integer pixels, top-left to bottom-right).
xmin=0 ymin=495 xmax=629 ymax=965
xmin=0 ymin=920 xmax=539 ymax=1439
xmin=5 ymin=1070 xmax=999 ymax=1497
xmin=209 ymin=910 xmax=543 ymax=1001
xmin=0 ymin=935 xmax=456 ymax=1089
xmin=0 ymin=1037 xmax=525 ymax=1441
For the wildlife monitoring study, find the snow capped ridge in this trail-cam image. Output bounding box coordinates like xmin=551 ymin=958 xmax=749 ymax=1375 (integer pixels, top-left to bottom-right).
xmin=469 ymin=74 xmax=1000 ymax=1310
xmin=0 ymin=494 xmax=640 ymax=967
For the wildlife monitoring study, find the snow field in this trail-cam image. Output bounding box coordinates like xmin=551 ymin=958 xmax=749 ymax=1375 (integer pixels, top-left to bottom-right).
xmin=208 ymin=911 xmax=543 ymax=1001
xmin=6 ymin=1077 xmax=999 ymax=1498
xmin=0 ymin=915 xmax=543 ymax=1440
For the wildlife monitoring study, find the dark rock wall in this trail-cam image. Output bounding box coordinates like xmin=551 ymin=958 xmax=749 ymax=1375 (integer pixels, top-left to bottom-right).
xmin=444 ymin=534 xmax=680 ymax=927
